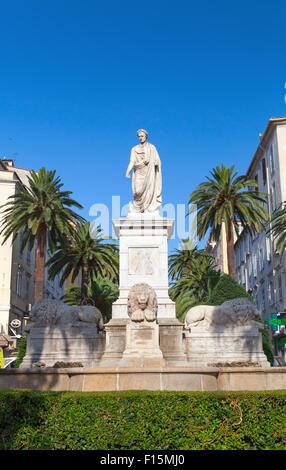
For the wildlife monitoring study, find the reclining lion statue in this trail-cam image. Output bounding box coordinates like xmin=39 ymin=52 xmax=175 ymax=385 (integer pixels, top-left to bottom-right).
xmin=26 ymin=298 xmax=104 ymax=331
xmin=127 ymin=283 xmax=158 ymax=322
xmin=184 ymin=297 xmax=261 ymax=331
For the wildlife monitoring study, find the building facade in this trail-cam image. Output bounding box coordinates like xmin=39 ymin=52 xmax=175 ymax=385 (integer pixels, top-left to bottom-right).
xmin=234 ymin=117 xmax=286 ymax=323
xmin=0 ymin=159 xmax=66 ymax=337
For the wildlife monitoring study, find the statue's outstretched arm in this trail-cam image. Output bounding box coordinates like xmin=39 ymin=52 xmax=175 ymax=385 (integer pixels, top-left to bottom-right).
xmin=126 ymin=161 xmax=134 ymax=179
xmin=126 ymin=149 xmax=135 ymax=179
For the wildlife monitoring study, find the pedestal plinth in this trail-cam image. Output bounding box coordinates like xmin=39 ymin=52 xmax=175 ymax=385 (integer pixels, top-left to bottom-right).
xmin=120 ymin=321 xmax=165 ymax=367
xmin=101 ymin=214 xmax=187 ymax=367
xmin=112 ymin=214 xmax=176 ymax=319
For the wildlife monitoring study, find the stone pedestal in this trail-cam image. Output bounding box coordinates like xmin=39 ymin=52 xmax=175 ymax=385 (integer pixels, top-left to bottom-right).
xmin=20 ymin=326 xmax=106 ymax=368
xmin=101 ymin=214 xmax=187 ymax=366
xmin=120 ymin=321 xmax=165 ymax=367
xmin=184 ymin=325 xmax=270 ymax=367
xmin=112 ymin=214 xmax=176 ymax=319
xmin=99 ymin=319 xmax=128 ymax=367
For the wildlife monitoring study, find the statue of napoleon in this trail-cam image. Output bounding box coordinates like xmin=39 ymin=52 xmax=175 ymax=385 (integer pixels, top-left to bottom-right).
xmin=126 ymin=129 xmax=162 ymax=213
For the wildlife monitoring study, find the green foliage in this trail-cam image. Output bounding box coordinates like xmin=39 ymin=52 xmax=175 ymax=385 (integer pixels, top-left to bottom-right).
xmin=47 ymin=222 xmax=119 ymax=305
xmin=0 ymin=390 xmax=286 ymax=450
xmin=267 ymin=202 xmax=286 ymax=257
xmin=208 ymin=273 xmax=253 ymax=305
xmin=63 ymin=278 xmax=119 ymax=323
xmin=13 ymin=334 xmax=28 ymax=368
xmin=168 ymin=241 xmax=210 ymax=281
xmin=169 ymin=246 xmax=222 ymax=322
xmin=260 ymin=325 xmax=274 ymax=366
xmin=188 ymin=163 xmax=268 ymax=243
xmin=0 ymin=167 xmax=83 ymax=252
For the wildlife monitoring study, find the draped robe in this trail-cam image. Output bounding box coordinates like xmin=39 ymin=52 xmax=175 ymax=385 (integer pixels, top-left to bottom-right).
xmin=129 ymin=142 xmax=162 ymax=213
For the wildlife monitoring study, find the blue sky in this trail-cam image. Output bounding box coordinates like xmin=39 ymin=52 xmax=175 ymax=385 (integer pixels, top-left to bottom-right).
xmin=1 ymin=0 xmax=286 ymax=252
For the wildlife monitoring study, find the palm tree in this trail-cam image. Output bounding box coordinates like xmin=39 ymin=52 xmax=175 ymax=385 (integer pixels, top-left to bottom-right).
xmin=63 ymin=277 xmax=119 ymax=323
xmin=46 ymin=221 xmax=119 ymax=305
xmin=169 ymin=252 xmax=219 ymax=300
xmin=0 ymin=167 xmax=83 ymax=301
xmin=188 ymin=163 xmax=268 ymax=279
xmin=169 ymin=252 xmax=221 ymax=322
xmin=267 ymin=202 xmax=286 ymax=256
xmin=168 ymin=239 xmax=210 ymax=281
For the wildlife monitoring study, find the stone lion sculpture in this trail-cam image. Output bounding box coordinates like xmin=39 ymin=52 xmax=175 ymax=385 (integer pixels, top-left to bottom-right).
xmin=26 ymin=298 xmax=104 ymax=331
xmin=184 ymin=297 xmax=261 ymax=331
xmin=127 ymin=283 xmax=158 ymax=322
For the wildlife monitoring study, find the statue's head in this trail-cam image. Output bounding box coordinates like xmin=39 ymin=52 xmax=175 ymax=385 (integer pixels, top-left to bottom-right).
xmin=137 ymin=129 xmax=148 ymax=144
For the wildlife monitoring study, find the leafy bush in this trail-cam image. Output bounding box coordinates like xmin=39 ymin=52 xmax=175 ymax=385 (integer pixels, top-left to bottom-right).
xmin=260 ymin=325 xmax=274 ymax=366
xmin=13 ymin=333 xmax=28 ymax=368
xmin=208 ymin=273 xmax=253 ymax=305
xmin=63 ymin=278 xmax=119 ymax=323
xmin=0 ymin=390 xmax=285 ymax=450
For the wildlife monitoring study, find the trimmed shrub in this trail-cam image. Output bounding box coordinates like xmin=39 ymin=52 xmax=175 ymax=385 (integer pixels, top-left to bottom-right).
xmin=260 ymin=325 xmax=274 ymax=366
xmin=208 ymin=273 xmax=252 ymax=305
xmin=13 ymin=333 xmax=27 ymax=368
xmin=0 ymin=390 xmax=286 ymax=450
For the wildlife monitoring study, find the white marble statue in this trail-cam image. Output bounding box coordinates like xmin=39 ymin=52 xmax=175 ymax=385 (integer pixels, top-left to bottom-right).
xmin=126 ymin=129 xmax=162 ymax=213
xmin=26 ymin=298 xmax=104 ymax=331
xmin=184 ymin=298 xmax=261 ymax=331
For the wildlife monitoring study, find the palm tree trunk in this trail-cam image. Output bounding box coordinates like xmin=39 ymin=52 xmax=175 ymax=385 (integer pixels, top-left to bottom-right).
xmin=34 ymin=224 xmax=47 ymax=302
xmin=226 ymin=220 xmax=237 ymax=280
xmin=81 ymin=267 xmax=89 ymax=305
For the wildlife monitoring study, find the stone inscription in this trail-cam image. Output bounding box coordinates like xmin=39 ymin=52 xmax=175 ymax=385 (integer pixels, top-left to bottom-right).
xmin=128 ymin=247 xmax=158 ymax=276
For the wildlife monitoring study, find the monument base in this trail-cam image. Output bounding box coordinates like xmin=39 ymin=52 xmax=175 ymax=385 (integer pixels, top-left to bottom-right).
xmin=2 ymin=367 xmax=286 ymax=391
xmin=184 ymin=326 xmax=270 ymax=368
xmin=100 ymin=317 xmax=188 ymax=367
xmin=20 ymin=326 xmax=106 ymax=368
xmin=119 ymin=321 xmax=165 ymax=367
xmin=158 ymin=318 xmax=187 ymax=365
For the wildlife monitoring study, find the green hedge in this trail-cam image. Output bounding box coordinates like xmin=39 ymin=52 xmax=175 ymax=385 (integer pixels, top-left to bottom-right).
xmin=208 ymin=273 xmax=253 ymax=305
xmin=13 ymin=333 xmax=27 ymax=368
xmin=0 ymin=390 xmax=286 ymax=450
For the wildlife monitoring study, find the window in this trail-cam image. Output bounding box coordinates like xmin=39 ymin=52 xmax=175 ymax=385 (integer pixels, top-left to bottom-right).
xmin=278 ymin=274 xmax=283 ymax=301
xmin=19 ymin=231 xmax=23 ymax=257
xmin=268 ymin=280 xmax=274 ymax=304
xmin=271 ymin=182 xmax=277 ymax=212
xmin=241 ymin=266 xmax=245 ymax=284
xmin=25 ymin=274 xmax=31 ymax=301
xmin=262 ymin=158 xmax=267 ymax=185
xmin=248 ymin=253 xmax=252 ymax=276
xmin=261 ymin=285 xmax=266 ymax=310
xmin=259 ymin=247 xmax=264 ymax=271
xmin=240 ymin=239 xmax=244 ymax=262
xmin=246 ymin=235 xmax=251 ymax=255
xmin=254 ymin=174 xmax=259 ymax=191
xmin=270 ymin=144 xmax=275 ymax=174
xmin=253 ymin=253 xmax=257 ymax=277
xmin=27 ymin=244 xmax=31 ymax=265
xmin=16 ymin=267 xmax=23 ymax=297
xmin=266 ymin=236 xmax=271 ymax=262
xmin=237 ymin=244 xmax=241 ymax=266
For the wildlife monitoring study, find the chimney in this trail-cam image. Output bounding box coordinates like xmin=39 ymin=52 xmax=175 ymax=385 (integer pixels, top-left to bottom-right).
xmin=2 ymin=158 xmax=15 ymax=167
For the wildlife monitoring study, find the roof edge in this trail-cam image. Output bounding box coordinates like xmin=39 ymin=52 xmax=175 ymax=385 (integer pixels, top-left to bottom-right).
xmin=247 ymin=117 xmax=286 ymax=176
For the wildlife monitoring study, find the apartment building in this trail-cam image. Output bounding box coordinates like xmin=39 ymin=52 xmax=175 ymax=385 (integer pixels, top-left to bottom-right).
xmin=0 ymin=159 xmax=66 ymax=337
xmin=234 ymin=117 xmax=286 ymax=322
